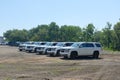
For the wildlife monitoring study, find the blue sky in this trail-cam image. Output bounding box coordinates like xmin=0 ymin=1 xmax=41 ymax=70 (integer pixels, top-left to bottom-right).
xmin=0 ymin=0 xmax=120 ymax=36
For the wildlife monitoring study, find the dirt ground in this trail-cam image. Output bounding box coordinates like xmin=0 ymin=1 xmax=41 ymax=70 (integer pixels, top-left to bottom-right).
xmin=0 ymin=46 xmax=120 ymax=80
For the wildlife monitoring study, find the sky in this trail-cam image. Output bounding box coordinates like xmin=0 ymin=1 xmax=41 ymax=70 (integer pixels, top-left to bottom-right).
xmin=0 ymin=0 xmax=120 ymax=36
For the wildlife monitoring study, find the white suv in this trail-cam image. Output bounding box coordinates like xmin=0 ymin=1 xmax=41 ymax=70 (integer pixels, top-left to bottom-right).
xmin=19 ymin=42 xmax=33 ymax=51
xmin=47 ymin=42 xmax=73 ymax=57
xmin=36 ymin=42 xmax=57 ymax=55
xmin=60 ymin=42 xmax=102 ymax=59
xmin=25 ymin=42 xmax=45 ymax=53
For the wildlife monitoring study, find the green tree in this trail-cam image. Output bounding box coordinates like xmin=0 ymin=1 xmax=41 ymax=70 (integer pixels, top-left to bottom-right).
xmin=110 ymin=30 xmax=118 ymax=50
xmin=114 ymin=21 xmax=120 ymax=50
xmin=102 ymin=22 xmax=112 ymax=48
xmin=37 ymin=24 xmax=49 ymax=41
xmin=81 ymin=23 xmax=95 ymax=41
xmin=4 ymin=29 xmax=28 ymax=42
xmin=60 ymin=25 xmax=82 ymax=42
xmin=93 ymin=30 xmax=102 ymax=42
xmin=28 ymin=25 xmax=41 ymax=41
xmin=48 ymin=22 xmax=59 ymax=41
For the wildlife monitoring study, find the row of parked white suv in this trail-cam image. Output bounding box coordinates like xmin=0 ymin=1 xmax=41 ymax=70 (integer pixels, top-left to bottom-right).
xmin=18 ymin=41 xmax=102 ymax=59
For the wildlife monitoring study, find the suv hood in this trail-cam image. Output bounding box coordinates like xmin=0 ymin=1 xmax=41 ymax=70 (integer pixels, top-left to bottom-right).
xmin=49 ymin=46 xmax=61 ymax=48
xmin=37 ymin=45 xmax=48 ymax=48
xmin=26 ymin=44 xmax=37 ymax=47
xmin=60 ymin=46 xmax=75 ymax=49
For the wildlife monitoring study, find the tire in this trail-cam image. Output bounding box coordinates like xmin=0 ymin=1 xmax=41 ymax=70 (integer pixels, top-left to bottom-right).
xmin=63 ymin=56 xmax=68 ymax=59
xmin=70 ymin=51 xmax=78 ymax=59
xmin=19 ymin=49 xmax=22 ymax=51
xmin=49 ymin=54 xmax=54 ymax=57
xmin=28 ymin=51 xmax=31 ymax=53
xmin=93 ymin=51 xmax=99 ymax=59
xmin=44 ymin=49 xmax=48 ymax=55
xmin=34 ymin=48 xmax=37 ymax=53
xmin=56 ymin=50 xmax=60 ymax=56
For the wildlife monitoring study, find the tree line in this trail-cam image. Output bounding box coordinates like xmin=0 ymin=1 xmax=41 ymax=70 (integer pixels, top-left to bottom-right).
xmin=4 ymin=21 xmax=120 ymax=51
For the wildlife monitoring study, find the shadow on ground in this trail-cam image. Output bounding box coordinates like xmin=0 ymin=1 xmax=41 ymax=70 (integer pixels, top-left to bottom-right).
xmin=60 ymin=56 xmax=103 ymax=60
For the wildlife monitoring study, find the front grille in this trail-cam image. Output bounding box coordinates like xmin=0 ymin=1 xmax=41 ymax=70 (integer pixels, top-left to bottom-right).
xmin=51 ymin=48 xmax=56 ymax=51
xmin=27 ymin=46 xmax=34 ymax=48
xmin=36 ymin=47 xmax=45 ymax=50
xmin=60 ymin=49 xmax=65 ymax=52
xmin=47 ymin=48 xmax=56 ymax=51
xmin=47 ymin=48 xmax=51 ymax=51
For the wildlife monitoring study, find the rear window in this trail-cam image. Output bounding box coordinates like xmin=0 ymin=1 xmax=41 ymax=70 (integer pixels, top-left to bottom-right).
xmin=95 ymin=43 xmax=101 ymax=47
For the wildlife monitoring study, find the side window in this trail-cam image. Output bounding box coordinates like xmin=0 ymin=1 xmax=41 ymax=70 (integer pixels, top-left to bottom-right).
xmin=86 ymin=43 xmax=94 ymax=47
xmin=81 ymin=43 xmax=94 ymax=48
xmin=81 ymin=43 xmax=87 ymax=47
xmin=95 ymin=43 xmax=101 ymax=47
xmin=65 ymin=43 xmax=73 ymax=46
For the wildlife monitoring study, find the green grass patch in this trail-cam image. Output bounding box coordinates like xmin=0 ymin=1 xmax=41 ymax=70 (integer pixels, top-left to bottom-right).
xmin=0 ymin=64 xmax=6 ymax=69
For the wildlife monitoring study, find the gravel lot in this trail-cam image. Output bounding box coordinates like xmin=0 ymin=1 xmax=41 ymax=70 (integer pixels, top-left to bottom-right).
xmin=0 ymin=46 xmax=120 ymax=80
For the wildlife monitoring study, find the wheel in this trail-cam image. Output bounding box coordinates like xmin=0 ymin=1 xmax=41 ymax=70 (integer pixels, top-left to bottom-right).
xmin=19 ymin=49 xmax=22 ymax=51
xmin=56 ymin=50 xmax=60 ymax=56
xmin=70 ymin=51 xmax=78 ymax=59
xmin=63 ymin=56 xmax=68 ymax=59
xmin=44 ymin=50 xmax=47 ymax=55
xmin=93 ymin=52 xmax=99 ymax=59
xmin=44 ymin=49 xmax=48 ymax=55
xmin=34 ymin=48 xmax=37 ymax=53
xmin=49 ymin=54 xmax=54 ymax=57
xmin=28 ymin=51 xmax=31 ymax=53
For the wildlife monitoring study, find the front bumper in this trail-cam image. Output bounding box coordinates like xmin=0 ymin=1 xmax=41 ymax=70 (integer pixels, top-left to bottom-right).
xmin=25 ymin=48 xmax=34 ymax=52
xmin=60 ymin=52 xmax=68 ymax=56
xmin=47 ymin=51 xmax=56 ymax=55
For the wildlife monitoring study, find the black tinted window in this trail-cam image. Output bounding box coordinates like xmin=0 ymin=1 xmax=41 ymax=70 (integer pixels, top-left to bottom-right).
xmin=86 ymin=43 xmax=94 ymax=47
xmin=95 ymin=43 xmax=101 ymax=47
xmin=65 ymin=43 xmax=73 ymax=46
xmin=81 ymin=43 xmax=86 ymax=47
xmin=81 ymin=43 xmax=94 ymax=47
xmin=52 ymin=43 xmax=57 ymax=46
xmin=41 ymin=43 xmax=46 ymax=45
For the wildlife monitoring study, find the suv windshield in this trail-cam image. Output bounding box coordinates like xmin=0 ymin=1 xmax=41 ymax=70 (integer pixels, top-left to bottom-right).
xmin=51 ymin=43 xmax=57 ymax=46
xmin=44 ymin=42 xmax=50 ymax=46
xmin=71 ymin=43 xmax=79 ymax=47
xmin=40 ymin=42 xmax=46 ymax=45
xmin=64 ymin=43 xmax=73 ymax=47
xmin=56 ymin=43 xmax=64 ymax=46
xmin=25 ymin=42 xmax=34 ymax=45
xmin=34 ymin=42 xmax=41 ymax=45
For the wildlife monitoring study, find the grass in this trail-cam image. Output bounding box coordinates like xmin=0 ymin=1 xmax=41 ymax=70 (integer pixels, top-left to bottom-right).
xmin=0 ymin=64 xmax=5 ymax=68
xmin=5 ymin=77 xmax=12 ymax=80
